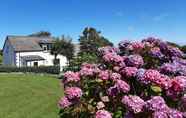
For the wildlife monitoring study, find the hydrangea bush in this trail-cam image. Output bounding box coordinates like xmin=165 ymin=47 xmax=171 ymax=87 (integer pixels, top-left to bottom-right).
xmin=58 ymin=37 xmax=186 ymax=118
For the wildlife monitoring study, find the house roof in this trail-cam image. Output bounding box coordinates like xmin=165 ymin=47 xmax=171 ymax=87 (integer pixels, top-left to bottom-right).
xmin=21 ymin=55 xmax=45 ymax=61
xmin=5 ymin=35 xmax=54 ymax=52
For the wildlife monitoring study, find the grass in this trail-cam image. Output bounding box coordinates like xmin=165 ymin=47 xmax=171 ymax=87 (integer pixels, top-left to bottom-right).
xmin=0 ymin=73 xmax=63 ymax=118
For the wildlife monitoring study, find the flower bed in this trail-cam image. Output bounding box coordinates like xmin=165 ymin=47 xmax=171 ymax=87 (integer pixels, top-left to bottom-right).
xmin=58 ymin=37 xmax=186 ymax=118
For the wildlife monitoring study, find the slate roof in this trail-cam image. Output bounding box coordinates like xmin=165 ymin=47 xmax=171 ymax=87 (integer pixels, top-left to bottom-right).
xmin=5 ymin=36 xmax=54 ymax=52
xmin=21 ymin=55 xmax=45 ymax=61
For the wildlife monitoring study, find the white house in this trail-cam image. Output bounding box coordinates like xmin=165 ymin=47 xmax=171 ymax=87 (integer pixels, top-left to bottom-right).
xmin=3 ymin=35 xmax=68 ymax=71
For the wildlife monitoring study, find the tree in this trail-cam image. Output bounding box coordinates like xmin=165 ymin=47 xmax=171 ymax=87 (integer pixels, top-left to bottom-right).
xmin=79 ymin=27 xmax=113 ymax=55
xmin=59 ymin=35 xmax=75 ymax=61
xmin=167 ymin=41 xmax=180 ymax=48
xmin=50 ymin=38 xmax=61 ymax=60
xmin=68 ymin=52 xmax=98 ymax=70
xmin=180 ymin=45 xmax=186 ymax=53
xmin=166 ymin=41 xmax=186 ymax=54
xmin=51 ymin=35 xmax=75 ymax=64
xmin=29 ymin=31 xmax=51 ymax=37
xmin=68 ymin=27 xmax=113 ymax=69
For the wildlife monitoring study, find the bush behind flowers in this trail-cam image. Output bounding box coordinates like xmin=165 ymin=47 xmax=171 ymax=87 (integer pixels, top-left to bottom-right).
xmin=58 ymin=37 xmax=186 ymax=118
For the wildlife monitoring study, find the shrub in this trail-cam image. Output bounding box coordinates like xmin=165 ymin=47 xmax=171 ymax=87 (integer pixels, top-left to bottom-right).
xmin=62 ymin=66 xmax=80 ymax=72
xmin=0 ymin=66 xmax=60 ymax=74
xmin=68 ymin=52 xmax=99 ymax=70
xmin=58 ymin=37 xmax=186 ymax=118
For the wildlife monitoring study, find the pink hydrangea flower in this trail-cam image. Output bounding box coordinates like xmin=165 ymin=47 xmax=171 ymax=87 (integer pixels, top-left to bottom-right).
xmin=98 ymin=46 xmax=119 ymax=55
xmin=145 ymin=96 xmax=169 ymax=112
xmin=167 ymin=109 xmax=183 ymax=118
xmin=170 ymin=76 xmax=186 ymax=92
xmin=143 ymin=41 xmax=154 ymax=48
xmin=160 ymin=63 xmax=177 ymax=75
xmin=58 ymin=96 xmax=72 ymax=108
xmin=121 ymin=95 xmax=145 ymax=114
xmin=130 ymin=41 xmax=144 ymax=53
xmin=125 ymin=55 xmax=144 ymax=68
xmin=110 ymin=72 xmax=121 ymax=81
xmin=103 ymin=52 xmax=124 ymax=64
xmin=168 ymin=46 xmax=183 ymax=58
xmin=79 ymin=63 xmax=98 ymax=76
xmin=121 ymin=67 xmax=138 ymax=78
xmin=142 ymin=37 xmax=161 ymax=46
xmin=166 ymin=76 xmax=186 ymax=99
xmin=95 ymin=110 xmax=112 ymax=118
xmin=150 ymin=47 xmax=164 ymax=59
xmin=152 ymin=105 xmax=183 ymax=118
xmin=63 ymin=71 xmax=80 ymax=83
xmin=115 ymin=79 xmax=130 ymax=93
xmin=141 ymin=69 xmax=161 ymax=84
xmin=102 ymin=52 xmax=114 ymax=62
xmin=152 ymin=111 xmax=168 ymax=118
xmin=139 ymin=69 xmax=170 ymax=89
xmin=98 ymin=70 xmax=110 ymax=80
xmin=65 ymin=87 xmax=83 ymax=99
xmin=154 ymin=74 xmax=170 ymax=89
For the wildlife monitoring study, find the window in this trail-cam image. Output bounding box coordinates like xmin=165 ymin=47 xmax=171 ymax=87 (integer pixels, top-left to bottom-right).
xmin=43 ymin=46 xmax=47 ymax=51
xmin=42 ymin=45 xmax=47 ymax=51
xmin=34 ymin=62 xmax=38 ymax=67
xmin=47 ymin=44 xmax=51 ymax=50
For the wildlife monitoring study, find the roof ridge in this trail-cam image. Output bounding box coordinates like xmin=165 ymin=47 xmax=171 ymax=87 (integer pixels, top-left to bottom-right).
xmin=7 ymin=35 xmax=29 ymax=38
xmin=7 ymin=35 xmax=53 ymax=38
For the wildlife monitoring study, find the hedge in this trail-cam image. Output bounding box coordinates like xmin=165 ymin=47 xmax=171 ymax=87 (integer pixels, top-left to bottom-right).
xmin=62 ymin=66 xmax=80 ymax=72
xmin=0 ymin=66 xmax=60 ymax=74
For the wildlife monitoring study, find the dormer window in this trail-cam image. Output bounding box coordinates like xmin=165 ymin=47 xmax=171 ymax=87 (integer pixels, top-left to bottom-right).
xmin=47 ymin=44 xmax=52 ymax=50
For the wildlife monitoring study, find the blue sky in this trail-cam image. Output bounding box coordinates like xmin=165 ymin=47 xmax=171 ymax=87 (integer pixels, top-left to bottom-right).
xmin=0 ymin=0 xmax=186 ymax=48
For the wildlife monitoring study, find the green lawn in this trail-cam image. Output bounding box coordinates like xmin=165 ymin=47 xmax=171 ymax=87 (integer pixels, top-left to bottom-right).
xmin=0 ymin=73 xmax=63 ymax=118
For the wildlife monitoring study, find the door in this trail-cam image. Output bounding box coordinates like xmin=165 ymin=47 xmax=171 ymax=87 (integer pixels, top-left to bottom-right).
xmin=33 ymin=62 xmax=38 ymax=67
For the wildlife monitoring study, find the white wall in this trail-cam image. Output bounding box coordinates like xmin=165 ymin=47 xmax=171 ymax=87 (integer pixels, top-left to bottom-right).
xmin=3 ymin=40 xmax=16 ymax=66
xmin=16 ymin=51 xmax=67 ymax=71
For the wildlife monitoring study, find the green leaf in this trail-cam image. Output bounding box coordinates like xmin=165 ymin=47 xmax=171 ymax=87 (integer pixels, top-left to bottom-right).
xmin=99 ymin=91 xmax=104 ymax=97
xmin=114 ymin=110 xmax=123 ymax=118
xmin=151 ymin=85 xmax=162 ymax=93
xmin=85 ymin=91 xmax=89 ymax=96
